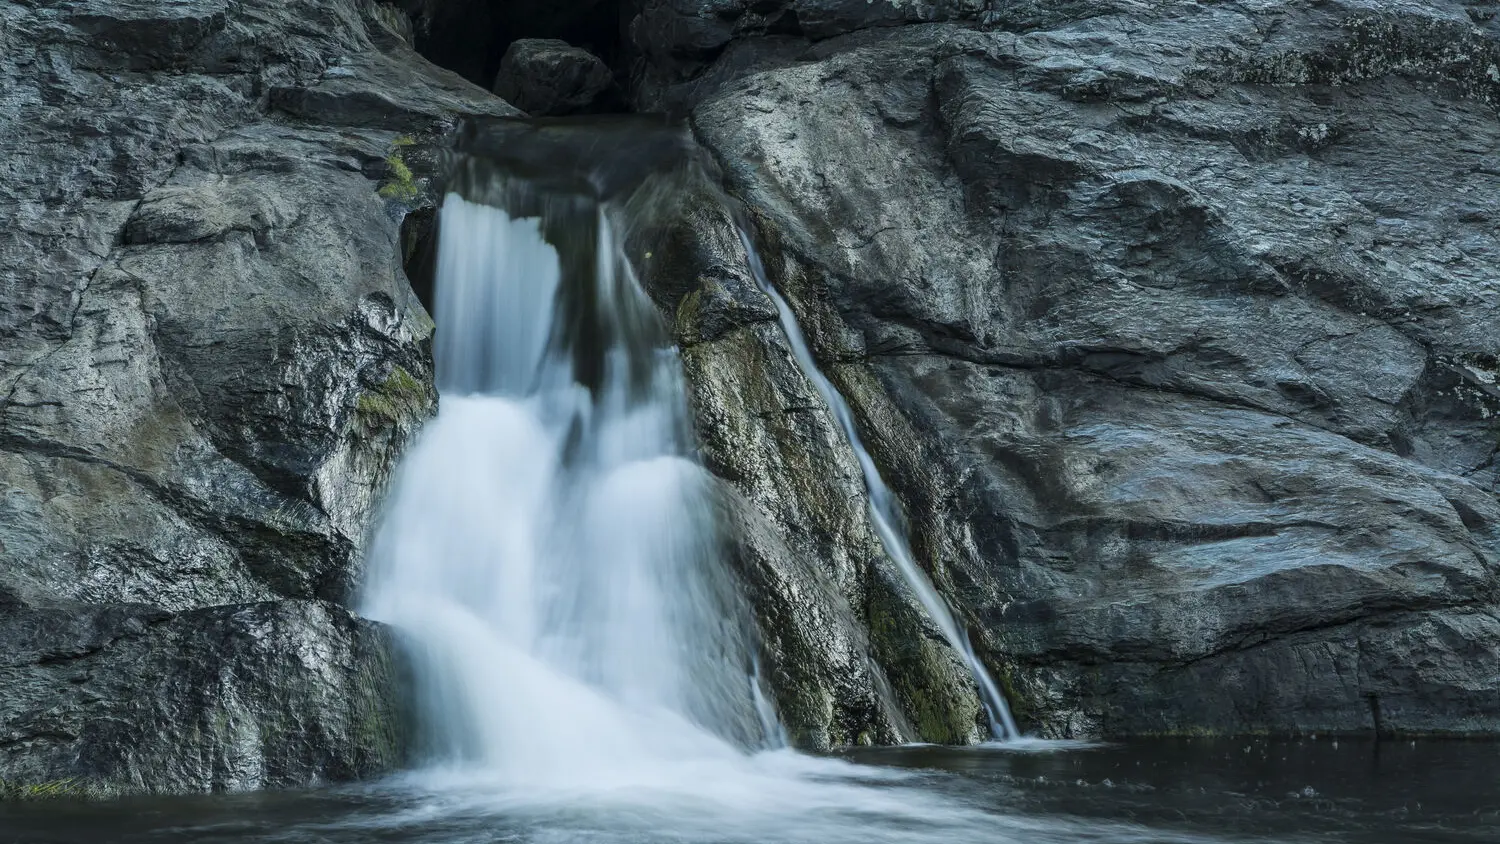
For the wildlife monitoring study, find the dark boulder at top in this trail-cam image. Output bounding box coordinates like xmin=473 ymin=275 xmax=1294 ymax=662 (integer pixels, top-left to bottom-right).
xmin=400 ymin=0 xmax=624 ymax=88
xmin=493 ymin=39 xmax=616 ymax=115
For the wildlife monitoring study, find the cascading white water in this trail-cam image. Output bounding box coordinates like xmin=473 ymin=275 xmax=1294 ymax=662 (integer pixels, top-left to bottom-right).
xmin=363 ymin=189 xmax=776 ymax=786
xmin=733 ymin=228 xmax=1022 ymax=742
xmin=358 ymin=174 xmax=1027 ymax=840
xmin=351 ymin=143 xmax=1136 ymax=843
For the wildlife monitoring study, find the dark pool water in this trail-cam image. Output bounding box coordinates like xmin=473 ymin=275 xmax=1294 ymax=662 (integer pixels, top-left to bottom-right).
xmin=839 ymin=738 xmax=1500 ymax=843
xmin=2 ymin=739 xmax=1495 ymax=844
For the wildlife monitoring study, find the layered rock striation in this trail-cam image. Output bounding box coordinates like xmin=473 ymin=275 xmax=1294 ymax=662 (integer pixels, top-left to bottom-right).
xmin=4 ymin=0 xmax=1499 ymax=796
xmin=0 ymin=0 xmax=511 ymax=793
xmin=661 ymin=0 xmax=1500 ymax=737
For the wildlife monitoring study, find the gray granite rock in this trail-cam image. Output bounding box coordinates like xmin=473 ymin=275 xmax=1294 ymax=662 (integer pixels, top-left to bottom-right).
xmin=672 ymin=0 xmax=1500 ymax=737
xmin=7 ymin=0 xmax=1500 ymax=801
xmin=0 ymin=600 xmax=410 ymax=795
xmin=0 ymin=0 xmax=510 ymax=793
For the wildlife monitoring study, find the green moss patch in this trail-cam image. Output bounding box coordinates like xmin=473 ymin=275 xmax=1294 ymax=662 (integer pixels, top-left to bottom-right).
xmin=356 ymin=366 xmax=430 ymax=425
xmin=377 ymin=136 xmax=420 ymax=202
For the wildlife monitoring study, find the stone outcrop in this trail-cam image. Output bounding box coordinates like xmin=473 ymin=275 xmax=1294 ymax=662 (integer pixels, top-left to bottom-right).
xmin=665 ymin=0 xmax=1500 ymax=736
xmin=5 ymin=0 xmax=1500 ymax=798
xmin=0 ymin=600 xmax=407 ymax=795
xmin=647 ymin=199 xmax=994 ymax=747
xmin=0 ymin=0 xmax=512 ymax=793
xmin=493 ymin=39 xmax=615 ymax=115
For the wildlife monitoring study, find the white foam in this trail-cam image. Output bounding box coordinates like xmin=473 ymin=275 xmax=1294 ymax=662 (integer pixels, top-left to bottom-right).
xmin=356 ymin=191 xmax=1146 ymax=844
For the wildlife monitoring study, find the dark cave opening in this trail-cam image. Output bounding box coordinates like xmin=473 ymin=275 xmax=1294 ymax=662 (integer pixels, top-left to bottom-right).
xmin=400 ymin=0 xmax=633 ymax=99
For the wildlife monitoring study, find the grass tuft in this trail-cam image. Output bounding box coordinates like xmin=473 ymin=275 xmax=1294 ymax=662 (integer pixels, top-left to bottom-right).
xmin=378 ymin=137 xmax=420 ymax=202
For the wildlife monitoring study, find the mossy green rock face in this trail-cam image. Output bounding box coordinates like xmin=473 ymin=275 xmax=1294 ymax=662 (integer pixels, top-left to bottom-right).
xmin=659 ymin=197 xmax=990 ymax=748
xmin=0 ymin=779 xmax=97 ymax=802
xmin=357 ymin=367 xmax=432 ymax=426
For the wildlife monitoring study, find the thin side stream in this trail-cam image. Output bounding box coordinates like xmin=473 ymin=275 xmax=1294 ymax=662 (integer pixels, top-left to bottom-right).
xmin=350 ymin=140 xmax=1133 ymax=843
xmin=731 ymin=224 xmax=1021 ymax=741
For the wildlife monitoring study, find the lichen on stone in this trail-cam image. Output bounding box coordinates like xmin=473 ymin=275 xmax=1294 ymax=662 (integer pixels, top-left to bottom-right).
xmin=0 ymin=778 xmax=97 ymax=802
xmin=356 ymin=366 xmax=429 ymax=425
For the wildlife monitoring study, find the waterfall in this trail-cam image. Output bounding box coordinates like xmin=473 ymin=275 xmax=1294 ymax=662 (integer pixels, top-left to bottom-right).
xmin=362 ymin=177 xmax=777 ymax=785
xmin=361 ymin=116 xmax=1020 ymax=800
xmin=346 ymin=116 xmax=1079 ymax=844
xmin=732 ymin=227 xmax=1021 ymax=742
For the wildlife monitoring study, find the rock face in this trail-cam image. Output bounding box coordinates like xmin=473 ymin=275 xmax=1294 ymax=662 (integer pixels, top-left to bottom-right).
xmin=648 ymin=200 xmax=993 ymax=747
xmin=5 ymin=0 xmax=1499 ymax=798
xmin=0 ymin=0 xmax=513 ymax=793
xmin=654 ymin=0 xmax=1500 ymax=736
xmin=493 ymin=39 xmax=615 ymax=115
xmin=0 ymin=600 xmax=408 ymax=795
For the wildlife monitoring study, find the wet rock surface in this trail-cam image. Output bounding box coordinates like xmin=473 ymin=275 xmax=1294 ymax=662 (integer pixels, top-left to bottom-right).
xmin=0 ymin=0 xmax=507 ymax=793
xmin=678 ymin=0 xmax=1500 ymax=736
xmin=0 ymin=600 xmax=409 ymax=795
xmin=5 ymin=0 xmax=1500 ymax=798
xmin=492 ymin=39 xmax=615 ymax=115
xmin=659 ymin=209 xmax=991 ymax=747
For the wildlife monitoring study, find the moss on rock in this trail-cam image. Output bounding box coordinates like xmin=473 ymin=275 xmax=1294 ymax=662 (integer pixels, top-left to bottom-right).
xmin=356 ymin=366 xmax=430 ymax=425
xmin=377 ymin=137 xmax=421 ymax=203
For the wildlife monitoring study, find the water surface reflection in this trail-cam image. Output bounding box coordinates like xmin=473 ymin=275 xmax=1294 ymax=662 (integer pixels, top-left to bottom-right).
xmin=2 ymin=739 xmax=1494 ymax=844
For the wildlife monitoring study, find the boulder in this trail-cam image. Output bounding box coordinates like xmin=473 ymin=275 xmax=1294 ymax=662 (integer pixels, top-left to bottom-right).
xmin=493 ymin=39 xmax=615 ymax=115
xmin=0 ymin=600 xmax=410 ymax=795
